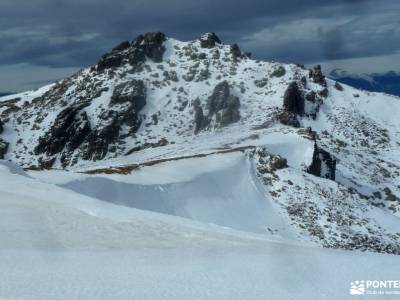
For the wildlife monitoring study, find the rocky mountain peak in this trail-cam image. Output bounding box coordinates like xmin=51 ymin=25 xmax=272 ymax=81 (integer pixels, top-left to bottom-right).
xmin=199 ymin=32 xmax=222 ymax=48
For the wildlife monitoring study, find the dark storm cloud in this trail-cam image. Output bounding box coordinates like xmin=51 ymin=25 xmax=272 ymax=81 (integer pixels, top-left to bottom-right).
xmin=0 ymin=0 xmax=399 ymax=70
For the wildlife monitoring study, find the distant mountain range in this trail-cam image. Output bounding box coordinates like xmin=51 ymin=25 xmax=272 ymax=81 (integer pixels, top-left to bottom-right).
xmin=329 ymin=69 xmax=400 ymax=96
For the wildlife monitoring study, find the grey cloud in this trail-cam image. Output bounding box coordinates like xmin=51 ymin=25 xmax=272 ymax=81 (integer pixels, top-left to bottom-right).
xmin=0 ymin=0 xmax=399 ymax=90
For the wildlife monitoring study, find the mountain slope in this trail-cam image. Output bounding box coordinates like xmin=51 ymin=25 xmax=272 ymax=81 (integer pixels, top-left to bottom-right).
xmin=0 ymin=32 xmax=400 ymax=254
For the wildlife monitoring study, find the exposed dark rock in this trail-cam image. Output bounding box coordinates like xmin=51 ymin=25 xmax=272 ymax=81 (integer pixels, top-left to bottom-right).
xmin=110 ymin=80 xmax=147 ymax=133
xmin=112 ymin=41 xmax=131 ymax=52
xmin=244 ymin=52 xmax=252 ymax=58
xmin=97 ymin=52 xmax=124 ymax=71
xmin=309 ymin=65 xmax=327 ymax=86
xmin=334 ymin=81 xmax=344 ymax=91
xmin=198 ymin=53 xmax=207 ymax=60
xmin=216 ymin=95 xmax=240 ymax=126
xmin=207 ymin=81 xmax=231 ymax=115
xmin=318 ymin=88 xmax=329 ymax=98
xmin=0 ymin=118 xmax=4 ymax=134
xmin=98 ymin=32 xmax=166 ymax=71
xmin=35 ymin=105 xmax=91 ymax=156
xmin=278 ymin=111 xmax=300 ymax=128
xmin=163 ymin=70 xmax=179 ymax=82
xmin=38 ymin=157 xmax=56 ymax=170
xmin=383 ymin=187 xmax=400 ymax=202
xmin=283 ymin=82 xmax=305 ymax=115
xmin=111 ymin=80 xmax=146 ymax=108
xmin=130 ymin=32 xmax=167 ymax=64
xmin=230 ymin=44 xmax=242 ymax=60
xmin=269 ymin=155 xmax=288 ymax=171
xmin=305 ymin=91 xmax=316 ymax=102
xmin=307 ymin=142 xmax=336 ymax=180
xmin=125 ymin=138 xmax=169 ymax=155
xmin=271 ymin=66 xmax=286 ymax=77
xmin=194 ymin=106 xmax=209 ymax=134
xmin=206 ymin=81 xmax=241 ymax=126
xmin=0 ymin=138 xmax=9 ymax=159
xmin=193 ymin=81 xmax=241 ymax=133
xmin=83 ymin=113 xmax=120 ymax=161
xmin=199 ymin=32 xmax=221 ymax=48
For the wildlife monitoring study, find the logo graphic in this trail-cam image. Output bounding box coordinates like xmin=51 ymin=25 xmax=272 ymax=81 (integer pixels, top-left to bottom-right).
xmin=351 ymin=281 xmax=365 ymax=295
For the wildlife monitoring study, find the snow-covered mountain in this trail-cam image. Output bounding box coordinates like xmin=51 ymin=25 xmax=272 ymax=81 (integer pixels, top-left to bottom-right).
xmin=330 ymin=68 xmax=400 ymax=96
xmin=1 ymin=32 xmax=400 ymax=258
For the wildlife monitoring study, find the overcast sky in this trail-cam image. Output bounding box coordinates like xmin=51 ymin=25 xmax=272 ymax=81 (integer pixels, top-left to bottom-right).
xmin=1 ymin=0 xmax=399 ymax=92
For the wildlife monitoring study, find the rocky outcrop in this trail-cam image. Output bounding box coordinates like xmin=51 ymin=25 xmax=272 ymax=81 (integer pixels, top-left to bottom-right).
xmin=207 ymin=81 xmax=240 ymax=126
xmin=35 ymin=105 xmax=91 ymax=156
xmin=130 ymin=32 xmax=167 ymax=63
xmin=230 ymin=44 xmax=242 ymax=61
xmin=283 ymin=82 xmax=305 ymax=115
xmin=193 ymin=81 xmax=241 ymax=133
xmin=279 ymin=82 xmax=306 ymax=128
xmin=271 ymin=66 xmax=286 ymax=78
xmin=35 ymin=80 xmax=147 ymax=164
xmin=307 ymin=143 xmax=336 ymax=180
xmin=334 ymin=82 xmax=344 ymax=91
xmin=199 ymin=32 xmax=221 ymax=48
xmin=83 ymin=114 xmax=120 ymax=161
xmin=309 ymin=65 xmax=326 ymax=86
xmin=112 ymin=41 xmax=130 ymax=52
xmin=194 ymin=105 xmax=208 ymax=134
xmin=278 ymin=111 xmax=300 ymax=128
xmin=0 ymin=118 xmax=4 ymax=134
xmin=125 ymin=138 xmax=169 ymax=155
xmin=110 ymin=80 xmax=147 ymax=133
xmin=97 ymin=51 xmax=125 ymax=71
xmin=111 ymin=80 xmax=146 ymax=107
xmin=207 ymin=81 xmax=230 ymax=115
xmin=0 ymin=138 xmax=8 ymax=159
xmin=216 ymin=94 xmax=240 ymax=126
xmin=97 ymin=32 xmax=167 ymax=71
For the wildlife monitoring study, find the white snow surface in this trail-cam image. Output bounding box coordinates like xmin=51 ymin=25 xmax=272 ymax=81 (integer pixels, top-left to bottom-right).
xmin=1 ymin=160 xmax=400 ymax=300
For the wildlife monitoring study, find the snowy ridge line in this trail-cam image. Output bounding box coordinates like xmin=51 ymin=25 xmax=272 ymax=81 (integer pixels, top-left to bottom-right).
xmin=79 ymin=145 xmax=256 ymax=174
